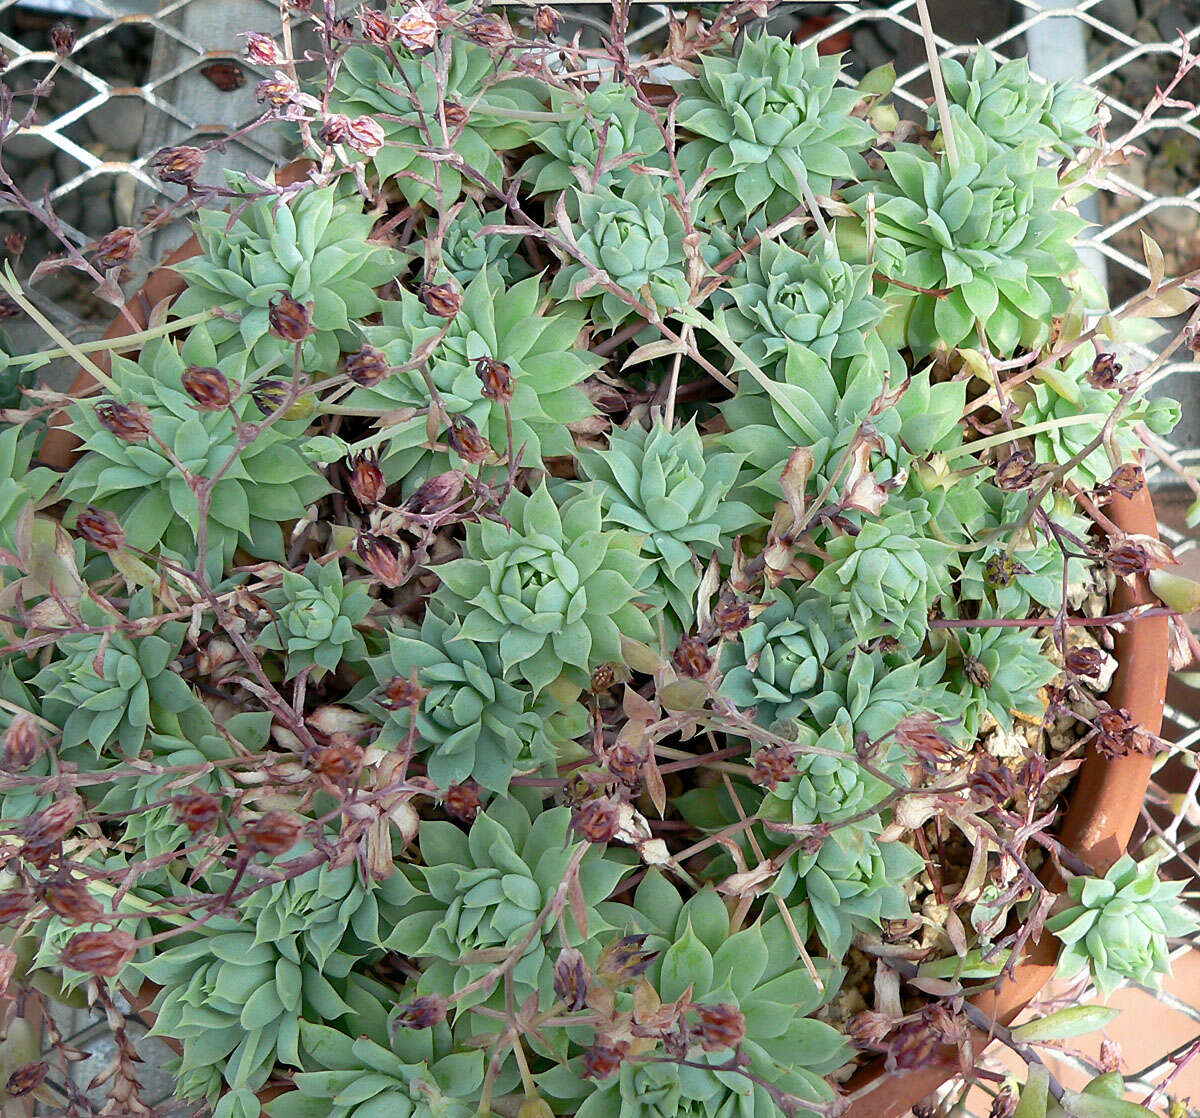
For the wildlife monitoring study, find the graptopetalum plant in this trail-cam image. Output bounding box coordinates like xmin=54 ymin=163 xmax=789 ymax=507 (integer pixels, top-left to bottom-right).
xmin=1 ymin=3 xmax=1199 ymax=1116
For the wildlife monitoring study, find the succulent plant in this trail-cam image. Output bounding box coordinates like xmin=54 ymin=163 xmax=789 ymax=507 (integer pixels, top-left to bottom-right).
xmin=30 ymin=590 xmax=198 ymax=755
xmin=425 ymin=200 xmax=529 ymax=286
xmin=549 ymin=175 xmax=692 ymax=328
xmin=574 ymin=420 xmax=758 ymax=630
xmin=714 ymin=230 xmax=890 ymax=381
xmin=329 ymin=40 xmax=542 ymax=205
xmin=525 ymin=81 xmax=668 ymax=195
xmin=942 ymin=624 xmax=1057 ymax=739
xmin=58 ymin=328 xmax=328 ymax=577
xmin=385 ymin=795 xmax=631 ymax=1010
xmin=0 ymin=424 xmax=54 ymax=553
xmin=171 ymin=178 xmax=403 ymax=378
xmin=844 ymin=128 xmax=1086 ymax=357
xmin=676 ymin=32 xmax=874 ymax=225
xmin=257 ymin=559 xmax=372 ymax=678
xmin=539 ymin=873 xmax=850 ymax=1115
xmin=435 ymin=483 xmax=652 ymax=697
xmin=352 ymin=268 xmax=598 ymax=486
xmin=1047 ymin=855 xmax=1196 ymax=998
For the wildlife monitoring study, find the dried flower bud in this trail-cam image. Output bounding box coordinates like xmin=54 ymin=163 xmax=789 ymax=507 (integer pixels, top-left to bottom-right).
xmin=446 ymin=414 xmax=492 ymax=464
xmin=255 ymin=71 xmax=301 ymax=108
xmin=49 ymin=22 xmax=76 ymax=55
xmin=243 ymin=810 xmax=304 ymax=856
xmin=395 ymin=2 xmax=438 ymax=50
xmin=1099 ymin=1037 xmax=1122 ymax=1074
xmin=475 ymin=356 xmax=514 ymax=403
xmin=268 ymin=291 xmax=316 ymax=343
xmin=382 ymin=672 xmax=428 ymax=711
xmin=2 ymin=713 xmax=44 ymax=770
xmin=534 ymin=4 xmax=562 ymax=36
xmin=75 ymin=506 xmax=125 ymax=552
xmin=42 ymin=878 xmax=103 ymax=924
xmin=1102 ymin=463 xmax=1143 ymax=499
xmin=181 ymin=365 xmax=233 ymax=411
xmin=885 ymin=1020 xmax=939 ymax=1072
xmin=444 ymin=780 xmax=481 ymax=822
xmin=418 ymin=281 xmax=462 ymax=318
xmin=348 ymin=451 xmax=387 ymax=508
xmin=606 ymin=740 xmax=645 ymax=791
xmin=250 ymin=379 xmax=311 ymax=420
xmin=22 ymin=796 xmax=80 ymax=868
xmin=847 ymin=1010 xmax=896 ymax=1048
xmin=995 ymin=449 xmax=1036 ymax=491
xmin=596 ymin=933 xmax=656 ymax=984
xmin=150 ymin=144 xmax=205 ymax=185
xmin=1107 ymin=539 xmax=1150 ymax=578
xmin=93 ymin=226 xmax=138 ymax=268
xmin=1088 ymin=351 xmax=1123 ymax=390
xmin=175 ymin=792 xmax=222 ymax=833
xmin=465 ymin=14 xmax=514 ymax=50
xmin=345 ymin=344 xmax=390 ymax=387
xmin=60 ymin=930 xmax=137 ymax=977
xmin=983 ymin=554 xmax=1026 ymax=589
xmin=359 ymin=6 xmax=397 ymax=43
xmin=0 ymin=891 xmax=31 ymax=924
xmin=1094 ymin=707 xmax=1135 ymax=758
xmin=202 ymin=60 xmax=245 ymax=91
xmin=320 ymin=113 xmax=385 ymax=156
xmin=6 ymin=1062 xmax=47 ymax=1098
xmin=553 ymin=946 xmax=589 ymax=1010
xmin=969 ymin=760 xmax=1015 ymax=805
xmin=672 ymin=635 xmax=712 ymax=679
xmin=443 ymin=101 xmax=470 ymax=128
xmin=243 ymin=31 xmax=284 ymax=66
xmin=311 ymin=742 xmax=363 ymax=781
xmin=693 ymin=1003 xmax=746 ymax=1052
xmin=394 ymin=994 xmax=447 ymax=1029
xmin=591 ymin=663 xmax=616 ymax=692
xmin=752 ymin=745 xmax=797 ymax=791
xmin=894 ymin=712 xmax=957 ymax=768
xmin=963 ymin=655 xmax=991 ymax=689
xmin=332 ymin=17 xmax=355 ymax=40
xmin=95 ymin=401 xmax=153 ymax=442
xmin=990 ymin=1088 xmax=1017 ymax=1118
xmin=408 ymin=470 xmax=464 ymax=515
xmin=1066 ymin=645 xmax=1105 ymax=678
xmin=357 ymin=533 xmax=407 ymax=587
xmin=581 ymin=1040 xmax=628 ymax=1080
xmin=711 ymin=593 xmax=751 ymax=638
xmin=572 ymin=797 xmax=621 ymax=843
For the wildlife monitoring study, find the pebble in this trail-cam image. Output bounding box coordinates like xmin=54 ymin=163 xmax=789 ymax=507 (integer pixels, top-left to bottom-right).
xmin=84 ymin=97 xmax=146 ymax=155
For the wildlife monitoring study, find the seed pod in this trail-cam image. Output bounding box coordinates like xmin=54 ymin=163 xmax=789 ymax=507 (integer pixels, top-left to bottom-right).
xmin=150 ymin=145 xmax=206 ymax=185
xmin=465 ymin=14 xmax=514 ymax=50
xmin=572 ymin=797 xmax=621 ymax=844
xmin=446 ymin=414 xmax=492 ymax=464
xmin=418 ymin=281 xmax=462 ymax=319
xmin=348 ymin=451 xmax=387 ymax=508
xmin=381 ymin=672 xmax=428 ymax=711
xmin=693 ymin=1003 xmax=746 ymax=1052
xmin=395 ymin=3 xmax=438 ymax=50
xmin=6 ymin=1062 xmax=47 ymax=1098
xmin=534 ymin=5 xmax=562 ymax=36
xmin=243 ymin=31 xmax=283 ymax=66
xmin=407 ymin=470 xmax=464 ymax=515
xmin=444 ymin=780 xmax=481 ymax=822
xmin=357 ymin=533 xmax=407 ymax=587
xmin=49 ymin=22 xmax=76 ymax=55
xmin=268 ymin=292 xmax=316 ymax=342
xmin=75 ymin=506 xmax=125 ymax=552
xmin=1087 ymin=351 xmax=1122 ymax=390
xmin=95 ymin=401 xmax=153 ymax=442
xmin=752 ymin=745 xmax=797 ymax=792
xmin=672 ymin=635 xmax=712 ymax=679
xmin=581 ymin=1040 xmax=627 ymax=1080
xmin=553 ymin=947 xmax=589 ymax=1010
xmin=1 ymin=712 xmax=44 ymax=770
xmin=994 ymin=449 xmax=1035 ymax=491
xmin=175 ymin=793 xmax=222 ymax=833
xmin=243 ymin=810 xmax=304 ymax=856
xmin=60 ymin=930 xmax=137 ymax=977
xmin=344 ymin=344 xmax=390 ymax=387
xmin=22 ymin=796 xmax=81 ymax=868
xmin=181 ymin=365 xmax=233 ymax=411
xmin=475 ymin=356 xmax=514 ymax=403
xmin=360 ymin=6 xmax=397 ymax=43
xmin=1065 ymin=645 xmax=1105 ymax=678
xmin=93 ymin=226 xmax=138 ymax=268
xmin=394 ymin=994 xmax=447 ymax=1028
xmin=41 ymin=878 xmax=103 ymax=924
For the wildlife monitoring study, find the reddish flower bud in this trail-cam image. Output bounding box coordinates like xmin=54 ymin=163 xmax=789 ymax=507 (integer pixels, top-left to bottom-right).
xmin=752 ymin=745 xmax=797 ymax=792
xmin=268 ymin=292 xmax=316 ymax=343
xmin=92 ymin=226 xmax=138 ymax=269
xmin=418 ymin=281 xmax=462 ymax=319
xmin=475 ymin=356 xmax=514 ymax=404
xmin=75 ymin=506 xmax=125 ymax=552
xmin=49 ymin=22 xmax=76 ymax=55
xmin=693 ymin=1003 xmax=746 ymax=1052
xmin=201 ymin=60 xmax=245 ymax=91
xmin=1107 ymin=539 xmax=1150 ymax=578
xmin=357 ymin=533 xmax=407 ymax=587
xmin=6 ymin=1062 xmax=47 ymax=1098
xmin=553 ymin=947 xmax=589 ymax=1011
xmin=348 ymin=451 xmax=387 ymax=508
xmin=465 ymin=14 xmax=514 ymax=50
xmin=1 ymin=712 xmax=44 ymax=770
xmin=572 ymin=797 xmax=621 ymax=844
xmin=175 ymin=792 xmax=222 ymax=833
xmin=41 ymin=878 xmax=103 ymax=924
xmin=446 ymin=414 xmax=493 ymax=465
xmin=181 ymin=365 xmax=233 ymax=411
xmin=255 ymin=71 xmax=301 ymax=109
xmin=345 ymin=344 xmax=390 ymax=387
xmin=1087 ymin=351 xmax=1123 ymax=390
xmin=243 ymin=31 xmax=284 ymax=66
xmin=1066 ymin=645 xmax=1105 ymax=678
xmin=382 ymin=671 xmax=428 ymax=711
xmin=95 ymin=401 xmax=153 ymax=442
xmin=150 ymin=145 xmax=205 ymax=185
xmin=711 ymin=593 xmax=751 ymax=638
xmin=407 ymin=470 xmax=464 ymax=515
xmin=360 ymin=6 xmax=398 ymax=43
xmin=60 ymin=930 xmax=137 ymax=977
xmin=22 ymin=796 xmax=81 ymax=868
xmin=395 ymin=2 xmax=439 ymax=50
xmin=994 ymin=450 xmax=1036 ymax=491
xmin=394 ymin=994 xmax=447 ymax=1029
xmin=672 ymin=635 xmax=712 ymax=679
xmin=443 ymin=101 xmax=470 ymax=128
xmin=534 ymin=4 xmax=562 ymax=36
xmin=581 ymin=1040 xmax=628 ymax=1080
xmin=0 ymin=891 xmax=31 ymax=924
xmin=243 ymin=810 xmax=304 ymax=856
xmin=444 ymin=780 xmax=481 ymax=822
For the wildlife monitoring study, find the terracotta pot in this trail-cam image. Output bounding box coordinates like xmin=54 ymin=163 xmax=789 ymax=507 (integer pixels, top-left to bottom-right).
xmin=38 ymin=166 xmax=1170 ymax=1115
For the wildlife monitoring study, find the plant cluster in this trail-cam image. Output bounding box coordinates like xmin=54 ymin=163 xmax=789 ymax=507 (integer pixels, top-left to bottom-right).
xmin=0 ymin=5 xmax=1196 ymax=1117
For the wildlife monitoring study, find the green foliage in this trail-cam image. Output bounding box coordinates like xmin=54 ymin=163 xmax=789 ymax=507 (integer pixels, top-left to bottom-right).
xmin=436 ymin=483 xmax=652 ymax=697
xmin=171 ymin=178 xmax=403 ymax=377
xmin=1047 ymin=855 xmax=1197 ymax=998
xmin=0 ymin=424 xmax=54 ymax=552
xmin=426 ymin=200 xmax=529 ymax=286
xmin=943 ymin=624 xmax=1058 ymax=739
xmin=676 ymin=32 xmax=874 ymax=224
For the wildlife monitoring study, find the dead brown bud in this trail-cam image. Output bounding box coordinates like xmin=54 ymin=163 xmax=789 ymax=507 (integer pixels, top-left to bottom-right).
xmin=444 ymin=780 xmax=482 ymax=822
xmin=268 ymin=292 xmax=316 ymax=343
xmin=93 ymin=226 xmax=138 ymax=268
xmin=95 ymin=401 xmax=153 ymax=442
xmin=1 ymin=712 xmax=44 ymax=770
xmin=348 ymin=451 xmax=387 ymax=508
xmin=60 ymin=930 xmax=137 ymax=977
xmin=75 ymin=506 xmax=125 ymax=552
xmin=475 ymin=356 xmax=514 ymax=404
xmin=345 ymin=344 xmax=390 ymax=387
xmin=150 ymin=145 xmax=206 ymax=185
xmin=243 ymin=810 xmax=304 ymax=856
xmin=418 ymin=281 xmax=462 ymax=318
xmin=181 ymin=365 xmax=233 ymax=411
xmin=553 ymin=946 xmax=590 ymax=1010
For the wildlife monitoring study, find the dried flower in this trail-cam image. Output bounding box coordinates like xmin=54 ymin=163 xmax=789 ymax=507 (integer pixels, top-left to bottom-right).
xmin=673 ymin=635 xmax=712 ymax=679
xmin=93 ymin=226 xmax=138 ymax=268
xmin=243 ymin=31 xmax=283 ymax=66
xmin=885 ymin=1019 xmax=939 ymax=1071
xmin=268 ymin=292 xmax=316 ymax=343
xmin=345 ymin=344 xmax=390 ymax=387
xmin=95 ymin=401 xmax=153 ymax=442
xmin=418 ymin=281 xmax=462 ymax=318
xmin=1087 ymin=351 xmax=1123 ymax=390
xmin=443 ymin=101 xmax=470 ymax=128
xmin=712 ymin=593 xmax=751 ymax=638
xmin=534 ymin=5 xmax=562 ymax=36
xmin=446 ymin=414 xmax=493 ymax=464
xmin=983 ymin=553 xmax=1026 ymax=589
xmin=311 ymin=742 xmax=363 ymax=780
xmin=572 ymin=797 xmax=621 ymax=844
xmin=1102 ymin=463 xmax=1144 ymax=499
xmin=995 ymin=449 xmax=1036 ymax=491
xmin=444 ymin=781 xmax=481 ymax=822
xmin=394 ymin=994 xmax=447 ymax=1029
xmin=22 ymin=797 xmax=81 ymax=868
xmin=348 ymin=451 xmax=387 ymax=507
xmin=359 ymin=6 xmax=397 ymax=44
xmin=381 ymin=672 xmax=428 ymax=711
xmin=150 ymin=145 xmax=205 ymax=185
xmin=6 ymin=1062 xmax=47 ymax=1098
xmin=0 ymin=891 xmax=31 ymax=924
xmin=1107 ymin=539 xmax=1150 ymax=578
xmin=752 ymin=745 xmax=797 ymax=791
xmin=1 ymin=713 xmax=43 ymax=771
xmin=41 ymin=878 xmax=103 ymax=924
xmin=181 ymin=365 xmax=233 ymax=411
xmin=395 ymin=2 xmax=438 ymax=50
xmin=581 ymin=1039 xmax=628 ymax=1080
xmin=591 ymin=663 xmax=616 ymax=692
xmin=322 ymin=113 xmax=386 ymax=156
xmin=847 ymin=1010 xmax=895 ymax=1048
xmin=1094 ymin=707 xmax=1135 ymax=758
xmin=969 ymin=760 xmax=1015 ymax=804
xmin=894 ymin=711 xmax=957 ymax=768
xmin=357 ymin=533 xmax=406 ymax=586
xmin=175 ymin=793 xmax=221 ymax=833
xmin=693 ymin=1003 xmax=746 ymax=1052
xmin=475 ymin=356 xmax=514 ymax=404
xmin=60 ymin=930 xmax=137 ymax=977
xmin=553 ymin=946 xmax=589 ymax=1010
xmin=49 ymin=22 xmax=76 ymax=55
xmin=597 ymin=933 xmax=657 ymax=984
xmin=202 ymin=60 xmax=245 ymax=91
xmin=407 ymin=470 xmax=464 ymax=515
xmin=1066 ymin=645 xmax=1105 ymax=678
xmin=255 ymin=71 xmax=301 ymax=109
xmin=465 ymin=14 xmax=514 ymax=51
xmin=243 ymin=810 xmax=304 ymax=856
xmin=75 ymin=506 xmax=125 ymax=552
